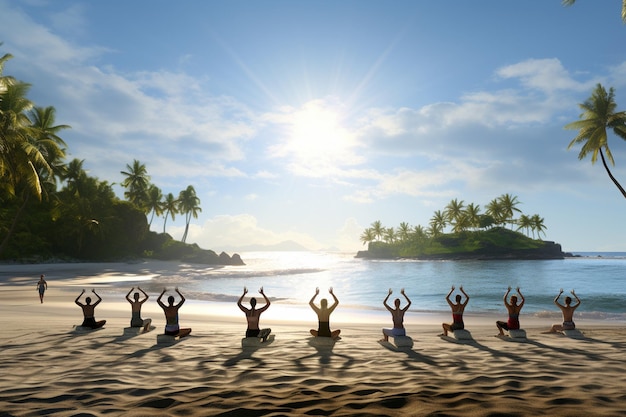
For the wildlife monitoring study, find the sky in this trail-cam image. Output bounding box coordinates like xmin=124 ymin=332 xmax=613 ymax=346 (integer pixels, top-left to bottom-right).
xmin=1 ymin=0 xmax=626 ymax=253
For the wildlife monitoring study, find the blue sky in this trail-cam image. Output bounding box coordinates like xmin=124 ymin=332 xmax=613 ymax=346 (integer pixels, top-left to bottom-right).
xmin=2 ymin=0 xmax=626 ymax=252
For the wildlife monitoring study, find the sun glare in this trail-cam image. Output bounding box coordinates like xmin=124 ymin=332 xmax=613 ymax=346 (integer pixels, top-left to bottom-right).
xmin=279 ymin=99 xmax=360 ymax=172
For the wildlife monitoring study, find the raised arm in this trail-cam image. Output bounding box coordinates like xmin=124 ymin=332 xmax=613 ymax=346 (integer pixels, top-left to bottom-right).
xmin=401 ymin=288 xmax=411 ymax=311
xmin=328 ymin=287 xmax=339 ymax=312
xmin=445 ymin=286 xmax=455 ymax=307
xmin=517 ymin=287 xmax=525 ymax=307
xmin=75 ymin=289 xmax=85 ymax=306
xmin=175 ymin=287 xmax=185 ymax=307
xmin=554 ymin=289 xmax=564 ymax=307
xmin=125 ymin=287 xmax=134 ymax=303
xmin=503 ymin=287 xmax=512 ymax=306
xmin=138 ymin=287 xmax=149 ymax=303
xmin=460 ymin=286 xmax=469 ymax=306
xmin=309 ymin=288 xmax=320 ymax=313
xmin=157 ymin=288 xmax=166 ymax=308
xmin=258 ymin=287 xmax=271 ymax=313
xmin=571 ymin=289 xmax=581 ymax=307
xmin=92 ymin=289 xmax=102 ymax=306
xmin=237 ymin=287 xmax=249 ymax=312
xmin=383 ymin=288 xmax=393 ymax=311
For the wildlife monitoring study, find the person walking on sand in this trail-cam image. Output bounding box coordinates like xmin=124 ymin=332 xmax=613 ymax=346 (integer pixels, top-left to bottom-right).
xmin=548 ymin=289 xmax=581 ymax=333
xmin=381 ymin=288 xmax=411 ymax=342
xmin=309 ymin=287 xmax=341 ymax=339
xmin=237 ymin=286 xmax=271 ymax=341
xmin=36 ymin=274 xmax=47 ymax=304
xmin=496 ymin=287 xmax=525 ymax=336
xmin=75 ymin=289 xmax=106 ymax=329
xmin=126 ymin=287 xmax=152 ymax=332
xmin=157 ymin=288 xmax=191 ymax=337
xmin=442 ymin=286 xmax=469 ymax=337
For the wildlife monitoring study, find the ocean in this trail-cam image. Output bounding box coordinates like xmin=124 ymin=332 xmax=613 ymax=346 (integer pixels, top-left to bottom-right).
xmin=118 ymin=251 xmax=626 ymax=321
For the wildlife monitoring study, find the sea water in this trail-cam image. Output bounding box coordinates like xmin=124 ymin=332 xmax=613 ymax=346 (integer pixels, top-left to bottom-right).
xmin=114 ymin=251 xmax=626 ymax=321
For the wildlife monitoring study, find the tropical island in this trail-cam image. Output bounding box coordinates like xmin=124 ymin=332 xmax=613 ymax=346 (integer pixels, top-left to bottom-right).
xmin=357 ymin=194 xmax=566 ymax=260
xmin=0 ymin=49 xmax=242 ymax=266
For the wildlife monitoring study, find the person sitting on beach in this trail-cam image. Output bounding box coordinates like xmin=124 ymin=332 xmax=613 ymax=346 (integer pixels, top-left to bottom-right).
xmin=157 ymin=288 xmax=191 ymax=338
xmin=548 ymin=289 xmax=581 ymax=333
xmin=237 ymin=286 xmax=271 ymax=342
xmin=496 ymin=287 xmax=525 ymax=336
xmin=442 ymin=286 xmax=469 ymax=337
xmin=37 ymin=274 xmax=47 ymax=304
xmin=381 ymin=288 xmax=411 ymax=342
xmin=309 ymin=287 xmax=340 ymax=339
xmin=75 ymin=289 xmax=106 ymax=329
xmin=125 ymin=286 xmax=152 ymax=332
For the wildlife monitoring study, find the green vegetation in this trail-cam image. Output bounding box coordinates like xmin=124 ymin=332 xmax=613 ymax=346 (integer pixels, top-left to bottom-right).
xmin=0 ymin=47 xmax=230 ymax=264
xmin=565 ymin=83 xmax=626 ymax=199
xmin=359 ymin=194 xmax=559 ymax=259
xmin=562 ymin=0 xmax=626 ymax=23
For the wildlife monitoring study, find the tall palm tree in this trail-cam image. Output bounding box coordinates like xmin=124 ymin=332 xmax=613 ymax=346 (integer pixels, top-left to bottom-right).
xmin=370 ymin=220 xmax=384 ymax=242
xmin=162 ymin=192 xmax=179 ymax=234
xmin=498 ymin=194 xmax=522 ymax=229
xmin=444 ymin=199 xmax=465 ymax=224
xmin=429 ymin=210 xmax=447 ymax=236
xmin=530 ymin=214 xmax=547 ymax=239
xmin=566 ymin=84 xmax=626 ymax=198
xmin=397 ymin=222 xmax=411 ymax=241
xmin=145 ymin=184 xmax=164 ymax=227
xmin=516 ymin=214 xmax=533 ymax=238
xmin=359 ymin=228 xmax=375 ymax=246
xmin=562 ymin=0 xmax=626 ymax=23
xmin=464 ymin=203 xmax=481 ymax=230
xmin=177 ymin=185 xmax=201 ymax=243
xmin=485 ymin=198 xmax=506 ymax=226
xmin=120 ymin=159 xmax=150 ymax=210
xmin=383 ymin=227 xmax=396 ymax=244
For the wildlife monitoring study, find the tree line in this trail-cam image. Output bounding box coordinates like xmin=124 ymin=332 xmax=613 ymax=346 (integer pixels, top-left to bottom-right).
xmin=360 ymin=194 xmax=547 ymax=246
xmin=0 ymin=47 xmax=202 ymax=260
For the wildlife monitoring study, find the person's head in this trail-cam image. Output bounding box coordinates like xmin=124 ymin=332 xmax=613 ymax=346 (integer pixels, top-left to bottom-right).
xmin=510 ymin=295 xmax=518 ymax=305
xmin=455 ymin=294 xmax=462 ymax=303
xmin=565 ymin=296 xmax=572 ymax=306
xmin=40 ymin=274 xmax=45 ymax=279
xmin=133 ymin=292 xmax=140 ymax=301
xmin=321 ymin=298 xmax=328 ymax=309
xmin=167 ymin=295 xmax=175 ymax=305
xmin=250 ymin=297 xmax=257 ymax=308
xmin=85 ymin=297 xmax=92 ymax=304
xmin=394 ymin=298 xmax=401 ymax=308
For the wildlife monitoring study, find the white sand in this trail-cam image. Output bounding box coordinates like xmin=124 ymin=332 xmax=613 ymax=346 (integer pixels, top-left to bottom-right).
xmin=1 ymin=261 xmax=625 ymax=416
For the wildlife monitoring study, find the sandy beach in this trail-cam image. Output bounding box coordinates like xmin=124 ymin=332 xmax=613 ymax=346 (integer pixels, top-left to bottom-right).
xmin=1 ymin=262 xmax=625 ymax=416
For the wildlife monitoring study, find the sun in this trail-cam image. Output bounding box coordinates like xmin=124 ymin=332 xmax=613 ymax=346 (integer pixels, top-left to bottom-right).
xmin=275 ymin=98 xmax=361 ymax=174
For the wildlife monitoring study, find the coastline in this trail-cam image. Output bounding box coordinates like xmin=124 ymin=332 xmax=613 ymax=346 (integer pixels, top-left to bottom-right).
xmin=2 ymin=262 xmax=626 ymax=415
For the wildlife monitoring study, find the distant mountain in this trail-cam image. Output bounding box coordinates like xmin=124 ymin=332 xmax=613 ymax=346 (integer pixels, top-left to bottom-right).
xmin=225 ymin=240 xmax=311 ymax=252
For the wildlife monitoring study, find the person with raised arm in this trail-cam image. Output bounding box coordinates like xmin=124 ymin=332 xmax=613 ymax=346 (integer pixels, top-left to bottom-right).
xmin=381 ymin=288 xmax=411 ymax=342
xmin=548 ymin=289 xmax=581 ymax=333
xmin=496 ymin=287 xmax=525 ymax=336
xmin=126 ymin=286 xmax=152 ymax=332
xmin=157 ymin=288 xmax=191 ymax=337
xmin=442 ymin=286 xmax=470 ymax=337
xmin=75 ymin=289 xmax=106 ymax=329
xmin=309 ymin=287 xmax=340 ymax=339
xmin=237 ymin=286 xmax=271 ymax=341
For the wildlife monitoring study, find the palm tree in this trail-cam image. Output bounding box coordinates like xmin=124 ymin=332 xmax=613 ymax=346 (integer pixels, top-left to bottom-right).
xmin=464 ymin=203 xmax=481 ymax=230
xmin=562 ymin=0 xmax=626 ymax=23
xmin=397 ymin=222 xmax=411 ymax=241
xmin=120 ymin=159 xmax=150 ymax=210
xmin=360 ymin=228 xmax=375 ymax=246
xmin=444 ymin=198 xmax=465 ymax=224
xmin=177 ymin=185 xmax=201 ymax=243
xmin=486 ymin=198 xmax=506 ymax=226
xmin=162 ymin=192 xmax=178 ymax=234
xmin=370 ymin=220 xmax=384 ymax=242
xmin=516 ymin=214 xmax=533 ymax=237
xmin=383 ymin=227 xmax=396 ymax=244
xmin=566 ymin=84 xmax=626 ymax=198
xmin=530 ymin=214 xmax=547 ymax=239
xmin=498 ymin=194 xmax=522 ymax=228
xmin=145 ymin=184 xmax=164 ymax=227
xmin=429 ymin=210 xmax=447 ymax=236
